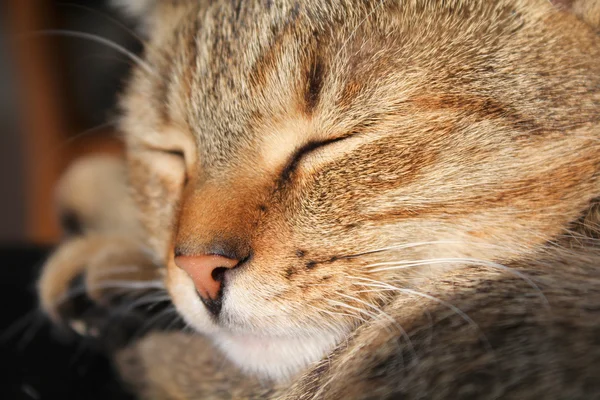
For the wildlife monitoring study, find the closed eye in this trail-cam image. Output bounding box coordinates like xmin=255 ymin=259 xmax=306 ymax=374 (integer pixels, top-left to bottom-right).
xmin=280 ymin=136 xmax=351 ymax=182
xmin=163 ymin=149 xmax=186 ymax=159
xmin=143 ymin=146 xmax=188 ymax=185
xmin=144 ymin=146 xmax=186 ymax=161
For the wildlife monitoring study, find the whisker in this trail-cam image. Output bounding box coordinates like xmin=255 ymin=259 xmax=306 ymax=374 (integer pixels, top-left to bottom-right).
xmin=367 ymin=259 xmax=447 ymax=269
xmin=93 ymin=292 xmax=174 ymax=337
xmin=306 ymin=303 xmax=363 ymax=322
xmin=60 ymin=287 xmax=167 ymax=336
xmin=422 ymin=307 xmax=434 ymax=348
xmin=56 ymin=2 xmax=146 ymax=46
xmin=349 ymin=276 xmax=495 ymax=358
xmin=91 ymin=265 xmax=145 ymax=278
xmin=111 ymin=292 xmax=172 ymax=315
xmin=367 ymin=257 xmax=550 ymax=308
xmin=341 ymin=240 xmax=505 ymax=260
xmin=86 ymin=280 xmax=165 ymax=291
xmin=0 ymin=308 xmax=43 ymax=344
xmin=23 ymin=30 xmax=155 ymax=75
xmin=162 ymin=313 xmax=187 ymax=332
xmin=58 ymin=120 xmax=117 ymax=149
xmin=131 ymin=306 xmax=179 ymax=338
xmin=16 ymin=315 xmax=47 ymax=352
xmin=53 ymin=280 xmax=165 ymax=308
xmin=326 ymin=296 xmax=416 ymax=359
xmin=335 ymin=291 xmax=418 ymax=360
xmin=324 ymin=299 xmax=370 ymax=325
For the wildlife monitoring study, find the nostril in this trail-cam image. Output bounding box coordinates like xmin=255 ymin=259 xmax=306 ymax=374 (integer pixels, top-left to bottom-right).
xmin=211 ymin=266 xmax=228 ymax=283
xmin=174 ymin=254 xmax=241 ymax=306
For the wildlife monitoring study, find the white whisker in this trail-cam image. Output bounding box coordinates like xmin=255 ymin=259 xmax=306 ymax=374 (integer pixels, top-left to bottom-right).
xmin=305 ymin=303 xmax=362 ymax=334
xmin=335 ymin=291 xmax=417 ymax=359
xmin=58 ymin=3 xmax=147 ymax=46
xmin=324 ymin=299 xmax=371 ymax=325
xmin=24 ymin=30 xmax=155 ymax=75
xmin=349 ymin=276 xmax=495 ymax=358
xmin=53 ymin=280 xmax=165 ymax=308
xmin=343 ymin=240 xmax=506 ymax=259
xmin=92 ymin=265 xmax=145 ymax=278
xmin=133 ymin=306 xmax=180 ymax=337
xmin=367 ymin=257 xmax=550 ymax=307
xmin=113 ymin=293 xmax=172 ymax=314
xmin=306 ymin=303 xmax=363 ymax=322
xmin=90 ymin=280 xmax=165 ymax=291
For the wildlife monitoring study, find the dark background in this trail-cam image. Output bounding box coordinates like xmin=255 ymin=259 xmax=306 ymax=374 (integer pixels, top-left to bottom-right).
xmin=1 ymin=0 xmax=139 ymax=244
xmin=0 ymin=247 xmax=134 ymax=399
xmin=1 ymin=1 xmax=141 ymax=398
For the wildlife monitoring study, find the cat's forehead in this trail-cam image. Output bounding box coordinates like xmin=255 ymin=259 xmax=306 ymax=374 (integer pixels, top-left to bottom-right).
xmin=123 ymin=0 xmax=592 ymax=175
xmin=132 ymin=1 xmax=370 ymax=172
xmin=145 ymin=2 xmax=321 ymax=163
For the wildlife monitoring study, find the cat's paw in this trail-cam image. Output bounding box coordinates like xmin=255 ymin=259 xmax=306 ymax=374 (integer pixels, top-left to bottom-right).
xmin=115 ymin=332 xmax=273 ymax=399
xmin=37 ymin=153 xmax=168 ymax=346
xmin=38 ymin=234 xmax=166 ymax=347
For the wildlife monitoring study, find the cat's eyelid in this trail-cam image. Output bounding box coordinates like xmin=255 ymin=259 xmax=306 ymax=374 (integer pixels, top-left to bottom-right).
xmin=135 ymin=127 xmax=196 ymax=166
xmin=280 ymin=132 xmax=357 ymax=182
xmin=142 ymin=144 xmax=185 ymax=157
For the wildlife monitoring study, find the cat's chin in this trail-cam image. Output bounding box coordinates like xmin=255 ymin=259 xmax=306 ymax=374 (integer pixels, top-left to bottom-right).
xmin=212 ymin=330 xmax=342 ymax=382
xmin=168 ymin=269 xmax=344 ymax=381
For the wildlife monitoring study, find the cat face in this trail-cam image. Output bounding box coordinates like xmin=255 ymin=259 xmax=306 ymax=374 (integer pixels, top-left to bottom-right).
xmin=118 ymin=0 xmax=600 ymax=380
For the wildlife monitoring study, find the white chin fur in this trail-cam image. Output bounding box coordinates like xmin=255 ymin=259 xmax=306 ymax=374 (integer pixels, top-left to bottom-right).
xmin=214 ymin=330 xmax=341 ymax=381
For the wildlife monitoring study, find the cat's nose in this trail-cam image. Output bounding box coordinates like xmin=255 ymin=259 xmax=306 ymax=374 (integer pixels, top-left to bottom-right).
xmin=174 ymin=254 xmax=239 ymax=306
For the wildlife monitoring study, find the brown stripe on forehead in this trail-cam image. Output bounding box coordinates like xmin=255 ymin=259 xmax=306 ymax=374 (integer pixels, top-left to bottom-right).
xmin=303 ymin=54 xmax=326 ymax=115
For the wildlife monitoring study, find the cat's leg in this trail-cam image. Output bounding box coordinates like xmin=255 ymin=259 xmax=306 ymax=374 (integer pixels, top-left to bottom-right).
xmin=38 ymin=234 xmax=164 ymax=338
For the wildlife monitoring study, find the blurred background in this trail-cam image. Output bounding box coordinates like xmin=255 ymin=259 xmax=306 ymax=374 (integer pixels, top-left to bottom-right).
xmin=1 ymin=0 xmax=141 ymax=244
xmin=1 ymin=5 xmax=145 ymax=397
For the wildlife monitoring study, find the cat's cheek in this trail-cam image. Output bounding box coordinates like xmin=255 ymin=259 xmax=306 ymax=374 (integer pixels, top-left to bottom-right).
xmin=127 ymin=152 xmax=185 ymax=262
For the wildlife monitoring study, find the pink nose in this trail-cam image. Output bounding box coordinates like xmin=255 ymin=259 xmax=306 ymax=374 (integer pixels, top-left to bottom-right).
xmin=174 ymin=255 xmax=239 ymax=300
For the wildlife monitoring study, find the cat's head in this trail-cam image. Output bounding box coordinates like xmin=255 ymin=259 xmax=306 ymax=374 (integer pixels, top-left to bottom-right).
xmin=117 ymin=0 xmax=600 ymax=380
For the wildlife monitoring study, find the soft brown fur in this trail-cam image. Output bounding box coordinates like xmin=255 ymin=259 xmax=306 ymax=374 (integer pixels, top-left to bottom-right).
xmin=39 ymin=0 xmax=600 ymax=398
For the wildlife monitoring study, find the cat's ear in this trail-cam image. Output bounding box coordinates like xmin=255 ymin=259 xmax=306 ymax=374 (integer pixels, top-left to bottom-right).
xmin=551 ymin=0 xmax=600 ymax=30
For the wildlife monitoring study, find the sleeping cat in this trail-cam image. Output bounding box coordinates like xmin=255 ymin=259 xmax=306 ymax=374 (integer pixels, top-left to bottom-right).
xmin=38 ymin=0 xmax=600 ymax=398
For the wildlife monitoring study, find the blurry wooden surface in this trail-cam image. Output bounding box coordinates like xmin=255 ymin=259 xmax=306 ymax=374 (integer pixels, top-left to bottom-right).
xmin=5 ymin=0 xmax=123 ymax=244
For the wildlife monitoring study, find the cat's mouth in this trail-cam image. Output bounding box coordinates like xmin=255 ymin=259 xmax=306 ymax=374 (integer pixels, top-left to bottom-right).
xmin=196 ymin=289 xmax=224 ymax=318
xmin=168 ymin=262 xmax=345 ymax=380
